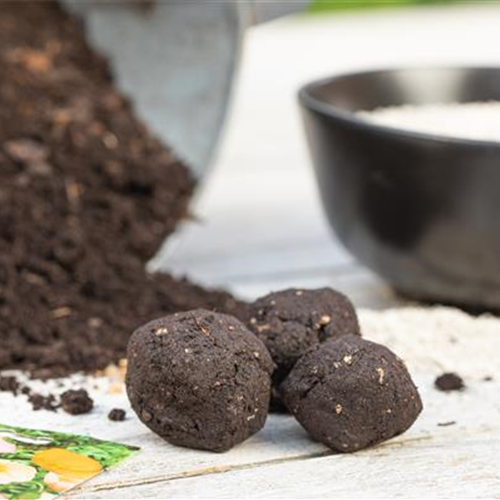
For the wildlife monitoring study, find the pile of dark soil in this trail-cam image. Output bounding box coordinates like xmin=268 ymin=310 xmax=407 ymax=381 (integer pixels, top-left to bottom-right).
xmin=0 ymin=2 xmax=245 ymax=379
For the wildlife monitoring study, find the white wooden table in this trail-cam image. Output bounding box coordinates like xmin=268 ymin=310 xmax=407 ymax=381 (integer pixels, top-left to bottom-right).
xmin=3 ymin=5 xmax=500 ymax=498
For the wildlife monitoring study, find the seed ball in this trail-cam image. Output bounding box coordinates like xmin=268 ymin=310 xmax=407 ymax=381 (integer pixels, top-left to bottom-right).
xmin=248 ymin=288 xmax=360 ymax=411
xmin=126 ymin=309 xmax=274 ymax=452
xmin=282 ymin=334 xmax=423 ymax=452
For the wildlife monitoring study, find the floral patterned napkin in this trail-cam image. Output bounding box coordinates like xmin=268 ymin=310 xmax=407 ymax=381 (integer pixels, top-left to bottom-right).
xmin=0 ymin=423 xmax=138 ymax=500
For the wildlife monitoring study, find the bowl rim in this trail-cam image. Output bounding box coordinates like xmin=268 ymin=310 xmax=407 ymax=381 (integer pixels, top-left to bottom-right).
xmin=299 ymin=65 xmax=500 ymax=150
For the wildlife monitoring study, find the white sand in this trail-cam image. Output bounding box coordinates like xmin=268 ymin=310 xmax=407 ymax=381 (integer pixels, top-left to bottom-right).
xmin=359 ymin=306 xmax=500 ymax=380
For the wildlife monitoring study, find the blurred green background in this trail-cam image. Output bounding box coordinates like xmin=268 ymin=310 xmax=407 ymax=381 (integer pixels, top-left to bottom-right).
xmin=309 ymin=0 xmax=457 ymax=13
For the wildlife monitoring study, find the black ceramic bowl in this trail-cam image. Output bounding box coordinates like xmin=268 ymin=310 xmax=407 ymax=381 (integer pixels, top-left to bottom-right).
xmin=300 ymin=67 xmax=500 ymax=310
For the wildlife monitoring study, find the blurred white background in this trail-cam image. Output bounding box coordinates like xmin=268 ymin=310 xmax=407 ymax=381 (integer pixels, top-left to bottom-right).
xmin=156 ymin=3 xmax=500 ymax=303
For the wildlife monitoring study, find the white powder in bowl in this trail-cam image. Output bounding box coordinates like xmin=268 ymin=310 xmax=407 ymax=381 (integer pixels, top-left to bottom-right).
xmin=357 ymin=101 xmax=500 ymax=142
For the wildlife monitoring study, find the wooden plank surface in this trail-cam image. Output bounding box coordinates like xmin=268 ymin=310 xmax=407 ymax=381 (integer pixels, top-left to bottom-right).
xmin=72 ymin=424 xmax=500 ymax=499
xmin=67 ymin=374 xmax=500 ymax=499
xmin=94 ymin=435 xmax=500 ymax=499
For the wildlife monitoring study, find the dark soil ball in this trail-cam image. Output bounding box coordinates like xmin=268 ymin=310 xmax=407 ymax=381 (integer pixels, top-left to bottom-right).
xmin=126 ymin=309 xmax=274 ymax=452
xmin=282 ymin=335 xmax=423 ymax=453
xmin=248 ymin=288 xmax=360 ymax=411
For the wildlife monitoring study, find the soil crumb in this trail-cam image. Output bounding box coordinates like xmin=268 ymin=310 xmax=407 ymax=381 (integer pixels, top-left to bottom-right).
xmin=108 ymin=408 xmax=126 ymax=422
xmin=435 ymin=373 xmax=465 ymax=392
xmin=437 ymin=421 xmax=456 ymax=427
xmin=60 ymin=389 xmax=94 ymax=415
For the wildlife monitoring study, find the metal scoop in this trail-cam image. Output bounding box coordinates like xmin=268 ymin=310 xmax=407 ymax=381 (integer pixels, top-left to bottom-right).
xmin=64 ymin=1 xmax=309 ymax=178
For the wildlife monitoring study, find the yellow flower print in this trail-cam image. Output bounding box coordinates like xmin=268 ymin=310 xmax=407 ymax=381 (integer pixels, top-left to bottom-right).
xmin=32 ymin=448 xmax=102 ymax=481
xmin=0 ymin=459 xmax=36 ymax=484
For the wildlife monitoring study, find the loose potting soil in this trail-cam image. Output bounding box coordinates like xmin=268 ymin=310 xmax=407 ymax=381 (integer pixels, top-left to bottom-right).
xmin=0 ymin=1 xmax=245 ymax=379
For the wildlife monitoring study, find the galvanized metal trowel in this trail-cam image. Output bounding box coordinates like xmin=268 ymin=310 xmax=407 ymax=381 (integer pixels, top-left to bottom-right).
xmin=63 ymin=1 xmax=309 ymax=178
